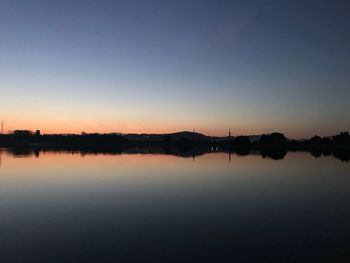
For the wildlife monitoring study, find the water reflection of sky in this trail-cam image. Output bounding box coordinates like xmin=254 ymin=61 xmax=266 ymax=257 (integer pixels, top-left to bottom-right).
xmin=0 ymin=151 xmax=349 ymax=262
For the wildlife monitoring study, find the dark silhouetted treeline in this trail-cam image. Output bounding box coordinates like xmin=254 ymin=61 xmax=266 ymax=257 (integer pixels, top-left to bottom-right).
xmin=0 ymin=130 xmax=349 ymax=162
xmin=0 ymin=131 xmax=128 ymax=147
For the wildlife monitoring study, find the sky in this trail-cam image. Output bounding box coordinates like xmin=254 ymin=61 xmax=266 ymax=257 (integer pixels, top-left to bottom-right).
xmin=0 ymin=0 xmax=349 ymax=138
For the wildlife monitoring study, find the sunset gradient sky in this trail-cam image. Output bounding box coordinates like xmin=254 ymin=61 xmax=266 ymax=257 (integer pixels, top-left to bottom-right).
xmin=1 ymin=0 xmax=349 ymax=138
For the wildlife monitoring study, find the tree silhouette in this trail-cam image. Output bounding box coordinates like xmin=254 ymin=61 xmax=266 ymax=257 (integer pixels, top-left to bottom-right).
xmin=259 ymin=132 xmax=287 ymax=145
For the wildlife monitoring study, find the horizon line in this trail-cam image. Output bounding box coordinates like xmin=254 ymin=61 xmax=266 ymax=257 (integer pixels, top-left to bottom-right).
xmin=2 ymin=128 xmax=349 ymax=140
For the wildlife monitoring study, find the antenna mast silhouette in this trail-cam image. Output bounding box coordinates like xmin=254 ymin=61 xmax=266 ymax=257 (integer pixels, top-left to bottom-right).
xmin=1 ymin=120 xmax=3 ymax=134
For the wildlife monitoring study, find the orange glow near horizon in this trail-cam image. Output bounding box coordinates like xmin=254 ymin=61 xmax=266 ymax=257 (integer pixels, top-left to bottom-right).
xmin=2 ymin=114 xmax=229 ymax=136
xmin=2 ymin=88 xmax=346 ymax=139
xmin=1 ymin=121 xmax=281 ymax=137
xmin=1 ymin=108 xmax=345 ymax=139
xmin=1 ymin=117 xmax=338 ymax=139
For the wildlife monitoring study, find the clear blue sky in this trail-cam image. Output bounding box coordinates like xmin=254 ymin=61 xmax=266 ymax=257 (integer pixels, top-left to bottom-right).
xmin=0 ymin=0 xmax=349 ymax=138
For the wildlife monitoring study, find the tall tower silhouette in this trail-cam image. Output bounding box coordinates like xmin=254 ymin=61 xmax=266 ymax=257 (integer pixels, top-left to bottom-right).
xmin=229 ymin=129 xmax=231 ymax=140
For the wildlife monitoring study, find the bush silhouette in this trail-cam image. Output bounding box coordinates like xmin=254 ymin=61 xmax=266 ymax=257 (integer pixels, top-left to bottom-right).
xmin=259 ymin=132 xmax=287 ymax=145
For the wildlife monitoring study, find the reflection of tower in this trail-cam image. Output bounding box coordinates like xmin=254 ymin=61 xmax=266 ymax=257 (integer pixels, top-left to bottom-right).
xmin=0 ymin=150 xmax=2 ymax=168
xmin=193 ymin=129 xmax=195 ymax=162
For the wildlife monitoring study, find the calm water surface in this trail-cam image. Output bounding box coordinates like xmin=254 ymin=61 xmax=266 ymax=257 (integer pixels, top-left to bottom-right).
xmin=0 ymin=149 xmax=349 ymax=262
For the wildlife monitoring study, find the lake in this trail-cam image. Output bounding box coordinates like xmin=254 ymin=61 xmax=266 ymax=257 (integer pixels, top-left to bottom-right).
xmin=0 ymin=149 xmax=349 ymax=262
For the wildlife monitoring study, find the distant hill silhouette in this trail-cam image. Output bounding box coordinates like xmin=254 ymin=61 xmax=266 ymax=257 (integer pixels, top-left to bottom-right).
xmin=122 ymin=131 xmax=214 ymax=142
xmin=167 ymin=131 xmax=211 ymax=141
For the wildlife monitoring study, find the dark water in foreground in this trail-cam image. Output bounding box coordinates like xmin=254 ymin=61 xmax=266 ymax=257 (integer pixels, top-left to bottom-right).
xmin=0 ymin=149 xmax=349 ymax=262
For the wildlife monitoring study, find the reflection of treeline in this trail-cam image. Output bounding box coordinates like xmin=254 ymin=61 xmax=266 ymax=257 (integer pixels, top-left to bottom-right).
xmin=2 ymin=146 xmax=349 ymax=162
